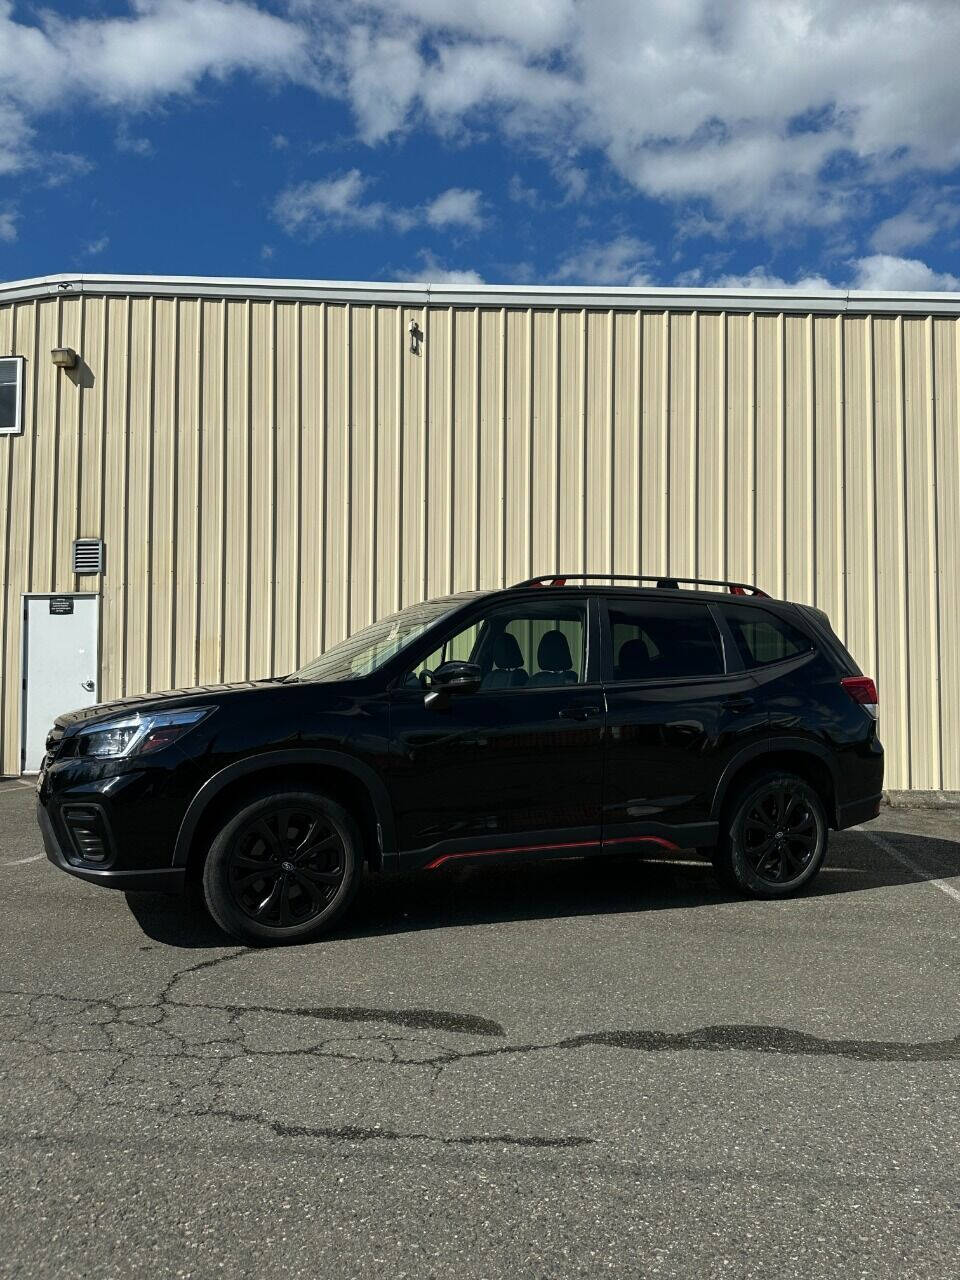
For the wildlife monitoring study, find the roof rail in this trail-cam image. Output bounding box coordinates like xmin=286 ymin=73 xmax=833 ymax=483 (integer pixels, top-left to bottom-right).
xmin=514 ymin=573 xmax=769 ymax=597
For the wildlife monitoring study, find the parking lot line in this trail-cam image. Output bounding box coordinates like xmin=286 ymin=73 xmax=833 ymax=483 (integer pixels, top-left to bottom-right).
xmin=0 ymin=780 xmax=34 ymax=795
xmin=0 ymin=854 xmax=43 ymax=867
xmin=858 ymin=827 xmax=960 ymax=905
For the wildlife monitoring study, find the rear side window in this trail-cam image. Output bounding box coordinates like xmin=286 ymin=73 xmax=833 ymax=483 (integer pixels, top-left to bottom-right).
xmin=721 ymin=605 xmax=813 ymax=668
xmin=607 ymin=601 xmax=724 ymax=681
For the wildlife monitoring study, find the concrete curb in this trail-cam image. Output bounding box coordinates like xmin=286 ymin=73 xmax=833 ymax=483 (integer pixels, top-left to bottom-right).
xmin=883 ymin=791 xmax=960 ymax=810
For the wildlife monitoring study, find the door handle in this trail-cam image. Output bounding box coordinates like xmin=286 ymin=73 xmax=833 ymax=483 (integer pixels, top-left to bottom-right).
xmin=723 ymin=696 xmax=753 ymax=714
xmin=559 ymin=705 xmax=601 ymax=721
xmin=80 ymin=680 xmax=95 ymax=692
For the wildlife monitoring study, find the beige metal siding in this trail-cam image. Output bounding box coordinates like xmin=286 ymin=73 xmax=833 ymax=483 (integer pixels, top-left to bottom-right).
xmin=1 ymin=289 xmax=958 ymax=790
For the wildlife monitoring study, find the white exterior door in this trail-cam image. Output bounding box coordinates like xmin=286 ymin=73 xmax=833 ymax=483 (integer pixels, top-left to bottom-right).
xmin=22 ymin=595 xmax=99 ymax=772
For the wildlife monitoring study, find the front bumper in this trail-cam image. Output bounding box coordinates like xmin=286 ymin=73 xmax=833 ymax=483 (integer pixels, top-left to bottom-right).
xmin=38 ymin=800 xmax=185 ymax=893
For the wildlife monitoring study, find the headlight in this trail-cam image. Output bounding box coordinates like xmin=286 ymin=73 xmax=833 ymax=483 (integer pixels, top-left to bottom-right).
xmin=76 ymin=707 xmax=214 ymax=759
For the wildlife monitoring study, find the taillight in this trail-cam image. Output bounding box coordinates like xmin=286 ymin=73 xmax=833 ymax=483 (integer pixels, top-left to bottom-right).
xmin=841 ymin=676 xmax=878 ymax=719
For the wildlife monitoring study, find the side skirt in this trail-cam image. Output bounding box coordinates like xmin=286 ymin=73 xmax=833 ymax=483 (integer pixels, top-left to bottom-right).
xmin=403 ymin=822 xmax=718 ymax=873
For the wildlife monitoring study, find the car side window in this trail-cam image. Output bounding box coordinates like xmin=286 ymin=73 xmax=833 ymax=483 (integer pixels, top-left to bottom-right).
xmin=720 ymin=605 xmax=813 ymax=668
xmin=606 ymin=600 xmax=724 ymax=681
xmin=406 ymin=602 xmax=588 ymax=690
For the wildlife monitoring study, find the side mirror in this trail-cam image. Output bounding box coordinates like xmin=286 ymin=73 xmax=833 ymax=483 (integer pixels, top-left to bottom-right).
xmin=424 ymin=661 xmax=482 ymax=707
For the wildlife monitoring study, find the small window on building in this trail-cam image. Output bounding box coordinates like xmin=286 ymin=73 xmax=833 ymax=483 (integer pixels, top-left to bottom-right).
xmin=0 ymin=357 xmax=24 ymax=436
xmin=721 ymin=604 xmax=813 ymax=668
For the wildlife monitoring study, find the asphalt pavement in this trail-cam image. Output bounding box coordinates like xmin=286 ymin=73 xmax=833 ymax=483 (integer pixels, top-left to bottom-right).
xmin=1 ymin=777 xmax=958 ymax=1279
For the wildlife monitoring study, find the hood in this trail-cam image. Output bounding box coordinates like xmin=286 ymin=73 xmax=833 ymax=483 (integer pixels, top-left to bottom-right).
xmin=53 ymin=679 xmax=282 ymax=734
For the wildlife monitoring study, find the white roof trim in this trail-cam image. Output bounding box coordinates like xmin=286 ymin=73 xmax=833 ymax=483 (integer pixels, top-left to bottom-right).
xmin=3 ymin=271 xmax=960 ymax=315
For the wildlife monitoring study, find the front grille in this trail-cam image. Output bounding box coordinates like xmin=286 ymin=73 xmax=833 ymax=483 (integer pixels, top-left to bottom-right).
xmin=62 ymin=804 xmax=112 ymax=866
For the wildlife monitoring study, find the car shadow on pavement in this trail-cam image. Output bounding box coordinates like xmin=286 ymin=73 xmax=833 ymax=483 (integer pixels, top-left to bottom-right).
xmin=123 ymin=825 xmax=958 ymax=949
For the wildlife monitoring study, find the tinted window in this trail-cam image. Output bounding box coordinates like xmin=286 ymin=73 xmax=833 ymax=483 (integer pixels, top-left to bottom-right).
xmin=721 ymin=604 xmax=813 ymax=668
xmin=409 ymin=602 xmax=587 ymax=690
xmin=291 ymin=594 xmax=471 ymax=681
xmin=607 ymin=601 xmax=724 ymax=681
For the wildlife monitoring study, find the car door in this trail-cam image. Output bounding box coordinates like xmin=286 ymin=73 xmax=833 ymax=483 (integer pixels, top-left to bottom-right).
xmin=386 ymin=594 xmax=605 ymax=868
xmin=600 ymin=595 xmax=766 ymax=848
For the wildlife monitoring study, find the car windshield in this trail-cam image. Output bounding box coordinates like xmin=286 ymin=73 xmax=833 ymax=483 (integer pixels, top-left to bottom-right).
xmin=290 ymin=594 xmax=477 ymax=683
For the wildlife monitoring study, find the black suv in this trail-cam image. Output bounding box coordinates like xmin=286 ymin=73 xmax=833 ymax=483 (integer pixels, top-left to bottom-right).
xmin=37 ymin=574 xmax=883 ymax=945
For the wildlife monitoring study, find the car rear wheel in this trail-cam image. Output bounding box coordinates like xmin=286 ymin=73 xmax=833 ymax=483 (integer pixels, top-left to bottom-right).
xmin=202 ymin=789 xmax=362 ymax=945
xmin=712 ymin=771 xmax=828 ymax=897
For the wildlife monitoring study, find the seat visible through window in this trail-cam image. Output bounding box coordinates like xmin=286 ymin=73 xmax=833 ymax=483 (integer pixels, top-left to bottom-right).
xmin=528 ymin=629 xmax=578 ymax=687
xmin=482 ymin=633 xmax=529 ymax=689
xmin=616 ymin=637 xmax=653 ymax=680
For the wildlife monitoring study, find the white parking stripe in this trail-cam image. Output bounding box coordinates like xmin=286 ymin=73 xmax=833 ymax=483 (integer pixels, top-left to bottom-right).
xmin=857 ymin=827 xmax=960 ymax=904
xmin=0 ymin=780 xmax=34 ymax=794
xmin=0 ymin=854 xmax=43 ymax=867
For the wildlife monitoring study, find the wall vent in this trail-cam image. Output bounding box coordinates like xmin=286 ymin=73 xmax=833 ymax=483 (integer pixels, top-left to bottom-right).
xmin=72 ymin=538 xmax=105 ymax=576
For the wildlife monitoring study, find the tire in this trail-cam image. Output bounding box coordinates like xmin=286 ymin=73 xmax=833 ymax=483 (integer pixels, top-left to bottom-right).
xmin=202 ymin=789 xmax=362 ymax=945
xmin=711 ymin=771 xmax=828 ymax=898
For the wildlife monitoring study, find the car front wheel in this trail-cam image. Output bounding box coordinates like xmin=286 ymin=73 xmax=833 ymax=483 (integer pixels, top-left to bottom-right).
xmin=202 ymin=789 xmax=362 ymax=945
xmin=712 ymin=771 xmax=828 ymax=897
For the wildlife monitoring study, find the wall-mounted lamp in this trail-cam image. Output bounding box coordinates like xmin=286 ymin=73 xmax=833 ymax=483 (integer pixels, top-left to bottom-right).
xmin=408 ymin=319 xmax=423 ymax=356
xmin=51 ymin=347 xmax=78 ymax=370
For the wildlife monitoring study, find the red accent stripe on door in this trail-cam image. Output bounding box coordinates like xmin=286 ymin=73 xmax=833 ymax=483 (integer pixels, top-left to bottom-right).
xmin=424 ymin=834 xmax=682 ymax=870
xmin=601 ymin=836 xmax=682 ymax=852
xmin=424 ymin=839 xmax=600 ymax=871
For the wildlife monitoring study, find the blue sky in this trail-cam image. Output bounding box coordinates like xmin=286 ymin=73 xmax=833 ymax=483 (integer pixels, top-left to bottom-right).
xmin=1 ymin=0 xmax=959 ymax=290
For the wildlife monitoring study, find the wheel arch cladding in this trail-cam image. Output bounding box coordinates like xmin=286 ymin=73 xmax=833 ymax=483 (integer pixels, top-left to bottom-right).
xmin=174 ymin=751 xmax=396 ymax=879
xmin=713 ymin=744 xmax=838 ymax=827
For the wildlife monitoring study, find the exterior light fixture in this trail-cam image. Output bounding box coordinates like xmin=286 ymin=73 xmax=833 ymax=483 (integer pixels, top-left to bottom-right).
xmin=51 ymin=347 xmax=78 ymax=370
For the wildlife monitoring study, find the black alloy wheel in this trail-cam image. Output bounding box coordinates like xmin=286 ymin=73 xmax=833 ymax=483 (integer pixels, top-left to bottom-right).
xmin=227 ymin=806 xmax=346 ymax=926
xmin=202 ymin=789 xmax=361 ymax=944
xmin=740 ymin=782 xmax=819 ymax=885
xmin=712 ymin=771 xmax=828 ymax=897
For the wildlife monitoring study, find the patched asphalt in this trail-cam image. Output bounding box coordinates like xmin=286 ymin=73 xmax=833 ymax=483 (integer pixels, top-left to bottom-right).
xmin=0 ymin=778 xmax=958 ymax=1278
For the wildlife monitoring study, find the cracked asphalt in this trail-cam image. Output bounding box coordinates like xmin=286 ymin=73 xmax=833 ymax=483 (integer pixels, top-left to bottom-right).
xmin=1 ymin=780 xmax=958 ymax=1279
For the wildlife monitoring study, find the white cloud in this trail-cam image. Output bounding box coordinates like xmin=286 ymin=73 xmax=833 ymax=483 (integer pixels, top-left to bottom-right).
xmin=869 ymin=191 xmax=960 ymax=254
xmin=0 ymin=1 xmax=309 ymax=182
xmin=343 ymin=26 xmax=424 ymax=144
xmin=273 ymin=169 xmax=404 ymax=235
xmin=309 ymin=0 xmax=960 ymax=232
xmin=44 ymin=153 xmax=94 ymax=188
xmin=273 ymin=172 xmax=485 ymax=239
xmin=869 ymin=212 xmax=935 ymax=255
xmin=0 ymin=208 xmax=17 ymax=242
xmin=554 ymin=235 xmax=655 ymax=285
xmin=424 ymin=187 xmax=484 ymax=231
xmin=691 ymin=266 xmax=837 ymax=291
xmin=0 ymin=98 xmax=34 ymax=175
xmin=850 ymin=254 xmax=960 ymax=291
xmin=358 ymin=0 xmax=575 ymax=52
xmin=116 ymin=125 xmax=154 ymax=157
xmin=507 ymin=174 xmax=539 ymax=207
xmin=680 ymin=255 xmax=960 ymax=293
xmin=407 ymin=249 xmax=484 ymax=284
xmin=84 ymin=235 xmax=110 ymax=257
xmin=5 ymin=0 xmax=960 ymax=254
xmin=0 ymin=1 xmax=307 ymax=111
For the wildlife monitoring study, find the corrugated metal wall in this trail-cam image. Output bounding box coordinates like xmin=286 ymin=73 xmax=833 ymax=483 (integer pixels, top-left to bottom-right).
xmin=1 ymin=288 xmax=958 ymax=788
